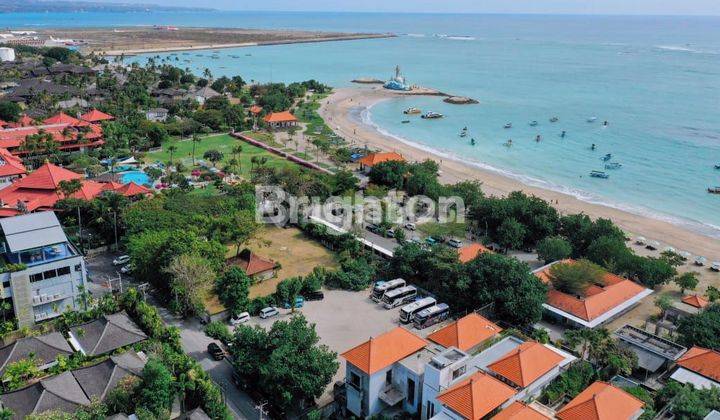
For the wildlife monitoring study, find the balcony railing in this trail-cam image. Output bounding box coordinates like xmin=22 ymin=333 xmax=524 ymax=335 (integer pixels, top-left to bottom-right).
xmin=32 ymin=293 xmax=67 ymax=306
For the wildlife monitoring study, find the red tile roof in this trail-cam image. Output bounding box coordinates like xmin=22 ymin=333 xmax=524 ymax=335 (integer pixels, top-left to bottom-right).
xmin=0 ymin=148 xmax=26 ymax=178
xmin=69 ymin=180 xmax=105 ymax=200
xmin=494 ymin=402 xmax=551 ymax=420
xmin=427 ymin=313 xmax=501 ymax=351
xmin=534 ymin=260 xmax=648 ymax=322
xmin=457 ymin=243 xmax=492 ymax=263
xmin=13 ymin=162 xmax=82 ymax=190
xmin=357 ymin=152 xmax=405 ymax=167
xmin=263 ymin=111 xmax=297 ymax=123
xmin=113 ymin=182 xmax=152 ymax=197
xmin=80 ymin=109 xmax=114 ymax=122
xmin=556 ymin=381 xmax=644 ymax=420
xmin=341 ymin=327 xmax=426 ymax=375
xmin=682 ymin=295 xmax=709 ymax=309
xmin=436 ymin=371 xmax=516 ymax=420
xmin=0 ymin=123 xmax=104 ymax=154
xmin=676 ymin=346 xmax=720 ymax=382
xmin=249 ymin=105 xmax=263 ymax=115
xmin=487 ymin=341 xmax=565 ymax=388
xmin=43 ymin=112 xmax=90 ymax=127
xmin=228 ymin=249 xmax=277 ymax=277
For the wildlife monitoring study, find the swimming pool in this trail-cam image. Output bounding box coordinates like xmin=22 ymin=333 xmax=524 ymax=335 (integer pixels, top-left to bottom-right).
xmin=119 ymin=171 xmax=151 ymax=186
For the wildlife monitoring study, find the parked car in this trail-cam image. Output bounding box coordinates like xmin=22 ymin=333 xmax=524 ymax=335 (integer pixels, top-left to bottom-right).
xmin=404 ymin=223 xmax=417 ymax=231
xmin=207 ymin=342 xmax=225 ymax=361
xmin=120 ymin=263 xmax=134 ymax=274
xmin=425 ymin=237 xmax=438 ymax=245
xmin=712 ymin=262 xmax=720 ymax=272
xmin=305 ymin=290 xmax=325 ymax=301
xmin=386 ymin=229 xmax=396 ymax=238
xmin=113 ymin=255 xmax=131 ymax=266
xmin=365 ymin=223 xmax=379 ymax=233
xmin=447 ymin=239 xmax=463 ymax=248
xmin=283 ymin=296 xmax=305 ymax=309
xmin=229 ymin=312 xmax=250 ymax=326
xmin=259 ymin=307 xmax=279 ymax=319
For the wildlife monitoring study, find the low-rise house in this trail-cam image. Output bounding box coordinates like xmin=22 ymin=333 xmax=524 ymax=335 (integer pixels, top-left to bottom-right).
xmin=145 ymin=107 xmax=169 ymax=122
xmin=191 ymin=86 xmax=221 ymax=105
xmin=357 ymin=152 xmax=405 ymax=173
xmin=434 ymin=370 xmax=516 ymax=419
xmin=493 ymin=401 xmax=551 ymax=419
xmin=456 ymin=243 xmax=492 ymax=264
xmin=533 ymin=260 xmax=653 ymax=329
xmin=614 ymin=324 xmax=686 ymax=374
xmin=0 ymin=350 xmax=146 ymax=419
xmin=263 ymin=111 xmax=298 ymax=130
xmin=56 ymin=98 xmax=89 ymax=110
xmin=0 ymin=112 xmax=105 ymax=157
xmin=669 ymin=346 xmax=720 ymax=390
xmin=666 ymin=294 xmax=710 ymax=323
xmin=0 ymin=212 xmax=88 ymax=327
xmin=427 ymin=313 xmax=501 ymax=353
xmin=68 ymin=311 xmax=148 ymax=356
xmin=0 ymin=147 xmax=26 ymax=187
xmin=176 ymin=407 xmax=212 ymax=420
xmin=228 ymin=249 xmax=278 ymax=281
xmin=0 ymin=332 xmax=73 ymax=377
xmin=555 ymin=381 xmax=645 ymax=420
xmin=342 ymin=327 xmax=428 ymax=417
xmin=80 ymin=109 xmax=114 ymax=123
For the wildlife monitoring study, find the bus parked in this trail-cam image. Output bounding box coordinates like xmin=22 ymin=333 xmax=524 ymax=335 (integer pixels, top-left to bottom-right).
xmin=413 ymin=303 xmax=450 ymax=329
xmin=382 ymin=286 xmax=418 ymax=309
xmin=399 ymin=297 xmax=437 ymax=323
xmin=371 ymin=278 xmax=406 ymax=302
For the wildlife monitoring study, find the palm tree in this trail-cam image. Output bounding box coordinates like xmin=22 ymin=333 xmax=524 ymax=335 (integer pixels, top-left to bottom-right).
xmin=191 ymin=134 xmax=201 ymax=166
xmin=250 ymin=156 xmax=258 ymax=170
xmin=203 ymin=68 xmax=213 ymax=82
xmin=167 ymin=144 xmax=178 ymax=165
xmin=232 ymin=145 xmax=243 ymax=172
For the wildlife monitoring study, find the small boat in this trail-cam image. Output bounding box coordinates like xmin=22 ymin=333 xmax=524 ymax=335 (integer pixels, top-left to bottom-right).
xmin=709 ymin=187 xmax=720 ymax=194
xmin=504 ymin=139 xmax=513 ymax=147
xmin=601 ymin=153 xmax=612 ymax=161
xmin=401 ymin=120 xmax=410 ymax=124
xmin=587 ymin=117 xmax=598 ymax=123
xmin=605 ymin=162 xmax=622 ymax=170
xmin=603 ymin=120 xmax=609 ymax=127
xmin=590 ymin=170 xmax=609 ymax=179
xmin=460 ymin=132 xmax=467 ymax=138
xmin=470 ymin=138 xmax=476 ymax=146
xmin=421 ymin=112 xmax=444 ymax=119
xmin=529 ymin=121 xmax=538 ymax=127
xmin=504 ymin=123 xmax=512 ymax=129
xmin=404 ymin=107 xmax=421 ymax=115
xmin=245 ymin=54 xmax=252 ymax=57
xmin=550 ymin=116 xmax=559 ymax=123
xmin=591 ymin=144 xmax=597 ymax=150
xmin=714 ymin=164 xmax=720 ymax=169
xmin=560 ymin=130 xmax=567 ymax=138
xmin=535 ymin=135 xmax=542 ymax=142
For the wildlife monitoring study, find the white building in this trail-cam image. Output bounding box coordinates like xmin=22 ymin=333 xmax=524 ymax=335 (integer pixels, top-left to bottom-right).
xmin=0 ymin=212 xmax=88 ymax=327
xmin=0 ymin=47 xmax=15 ymax=63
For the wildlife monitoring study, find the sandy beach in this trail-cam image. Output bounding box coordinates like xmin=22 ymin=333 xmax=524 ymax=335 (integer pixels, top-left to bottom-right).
xmin=319 ymin=86 xmax=720 ymax=265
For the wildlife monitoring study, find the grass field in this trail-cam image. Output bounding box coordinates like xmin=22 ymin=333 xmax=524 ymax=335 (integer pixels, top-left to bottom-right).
xmin=144 ymin=133 xmax=297 ymax=178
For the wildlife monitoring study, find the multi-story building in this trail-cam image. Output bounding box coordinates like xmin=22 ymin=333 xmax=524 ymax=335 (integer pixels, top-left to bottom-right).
xmin=0 ymin=211 xmax=88 ymax=327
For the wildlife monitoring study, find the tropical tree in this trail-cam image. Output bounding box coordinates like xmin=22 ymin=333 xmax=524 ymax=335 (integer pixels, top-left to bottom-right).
xmin=537 ymin=236 xmax=573 ymax=263
xmin=215 ymin=267 xmax=252 ymax=317
xmin=167 ymin=144 xmax=178 ymax=165
xmin=163 ymin=254 xmax=216 ymax=316
xmin=203 ymin=149 xmax=224 ymax=167
xmin=232 ymin=145 xmax=243 ymax=172
xmin=191 ymin=133 xmax=202 ymax=166
xmin=655 ymin=293 xmax=673 ymax=321
xmin=674 ymin=271 xmax=700 ymax=294
xmin=548 ymin=259 xmax=605 ymax=296
xmin=137 ymin=359 xmax=174 ymax=418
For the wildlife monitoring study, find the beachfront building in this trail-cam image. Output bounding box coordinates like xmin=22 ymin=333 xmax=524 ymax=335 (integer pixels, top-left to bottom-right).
xmin=263 ymin=110 xmax=298 ymax=130
xmin=669 ymin=346 xmax=720 ymax=390
xmin=0 ymin=111 xmax=106 ymax=157
xmin=0 ymin=147 xmax=26 ymax=187
xmin=357 ymin=151 xmax=405 ymax=173
xmin=0 ymin=212 xmax=88 ymax=327
xmin=666 ymin=294 xmax=710 ymax=323
xmin=533 ymin=260 xmax=653 ymax=329
xmin=614 ymin=324 xmax=687 ymax=375
xmin=340 ymin=314 xmax=575 ymax=419
xmin=555 ymin=381 xmax=645 ymax=420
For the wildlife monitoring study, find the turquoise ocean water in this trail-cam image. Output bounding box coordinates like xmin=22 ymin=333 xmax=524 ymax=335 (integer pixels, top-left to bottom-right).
xmin=3 ymin=12 xmax=720 ymax=237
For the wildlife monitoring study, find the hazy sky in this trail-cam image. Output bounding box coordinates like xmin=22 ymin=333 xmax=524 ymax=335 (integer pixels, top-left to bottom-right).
xmin=102 ymin=0 xmax=720 ymax=15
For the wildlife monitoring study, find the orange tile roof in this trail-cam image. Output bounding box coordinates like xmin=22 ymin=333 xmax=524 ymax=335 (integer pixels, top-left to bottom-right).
xmin=69 ymin=180 xmax=106 ymax=201
xmin=43 ymin=112 xmax=90 ymax=127
xmin=263 ymin=111 xmax=297 ymax=123
xmin=534 ymin=260 xmax=648 ymax=322
xmin=228 ymin=250 xmax=278 ymax=277
xmin=0 ymin=148 xmax=26 ymax=178
xmin=249 ymin=105 xmax=263 ymax=115
xmin=487 ymin=341 xmax=565 ymax=388
xmin=436 ymin=371 xmax=516 ymax=420
xmin=13 ymin=162 xmax=82 ymax=190
xmin=341 ymin=327 xmax=426 ymax=375
xmin=682 ymin=295 xmax=709 ymax=309
xmin=457 ymin=243 xmax=492 ymax=263
xmin=427 ymin=313 xmax=501 ymax=351
xmin=676 ymin=346 xmax=720 ymax=382
xmin=114 ymin=182 xmax=152 ymax=197
xmin=494 ymin=402 xmax=551 ymax=420
xmin=80 ymin=109 xmax=114 ymax=122
xmin=16 ymin=114 xmax=35 ymax=127
xmin=556 ymin=381 xmax=644 ymax=420
xmin=357 ymin=152 xmax=405 ymax=167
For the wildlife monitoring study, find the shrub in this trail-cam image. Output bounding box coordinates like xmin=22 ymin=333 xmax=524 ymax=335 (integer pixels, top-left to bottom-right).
xmin=204 ymin=321 xmax=232 ymax=343
xmin=548 ymin=259 xmax=605 ymax=296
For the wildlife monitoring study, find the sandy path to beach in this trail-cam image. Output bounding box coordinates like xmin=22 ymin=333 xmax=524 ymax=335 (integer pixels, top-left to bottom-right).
xmin=319 ymin=86 xmax=720 ymax=267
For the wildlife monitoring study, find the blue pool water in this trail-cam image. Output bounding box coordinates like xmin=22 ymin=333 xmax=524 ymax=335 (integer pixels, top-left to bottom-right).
xmin=120 ymin=171 xmax=151 ymax=186
xmin=2 ymin=12 xmax=719 ymax=236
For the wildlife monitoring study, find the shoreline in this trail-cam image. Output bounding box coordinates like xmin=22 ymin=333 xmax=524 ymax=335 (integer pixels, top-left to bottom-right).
xmin=319 ymin=86 xmax=720 ymax=263
xmin=99 ymin=33 xmax=394 ymax=56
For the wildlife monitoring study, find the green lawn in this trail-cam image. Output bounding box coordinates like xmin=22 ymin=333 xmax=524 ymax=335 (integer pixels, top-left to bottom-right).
xmin=144 ymin=134 xmax=298 ymax=178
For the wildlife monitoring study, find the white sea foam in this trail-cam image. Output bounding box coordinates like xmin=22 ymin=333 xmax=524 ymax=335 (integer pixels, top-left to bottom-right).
xmin=359 ymin=104 xmax=720 ymax=239
xmin=654 ymin=45 xmax=719 ymax=55
xmin=405 ymin=33 xmax=426 ymax=38
xmin=446 ymin=36 xmax=476 ymax=41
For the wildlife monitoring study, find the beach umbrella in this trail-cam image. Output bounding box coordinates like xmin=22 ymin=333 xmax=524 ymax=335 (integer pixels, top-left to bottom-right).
xmin=635 ymin=236 xmax=647 ymax=245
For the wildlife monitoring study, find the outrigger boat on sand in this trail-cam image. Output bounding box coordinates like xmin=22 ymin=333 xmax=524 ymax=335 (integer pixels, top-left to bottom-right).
xmin=529 ymin=121 xmax=538 ymax=127
xmin=590 ymin=170 xmax=610 ymax=179
xmin=404 ymin=107 xmax=422 ymax=115
xmin=587 ymin=117 xmax=598 ymax=123
xmin=709 ymin=187 xmax=720 ymax=194
xmin=401 ymin=120 xmax=410 ymax=124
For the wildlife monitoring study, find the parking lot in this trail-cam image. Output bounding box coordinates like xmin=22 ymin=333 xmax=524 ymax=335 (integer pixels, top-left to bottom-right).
xmin=84 ymin=251 xmax=137 ymax=298
xmin=244 ymin=287 xmax=451 ymax=405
